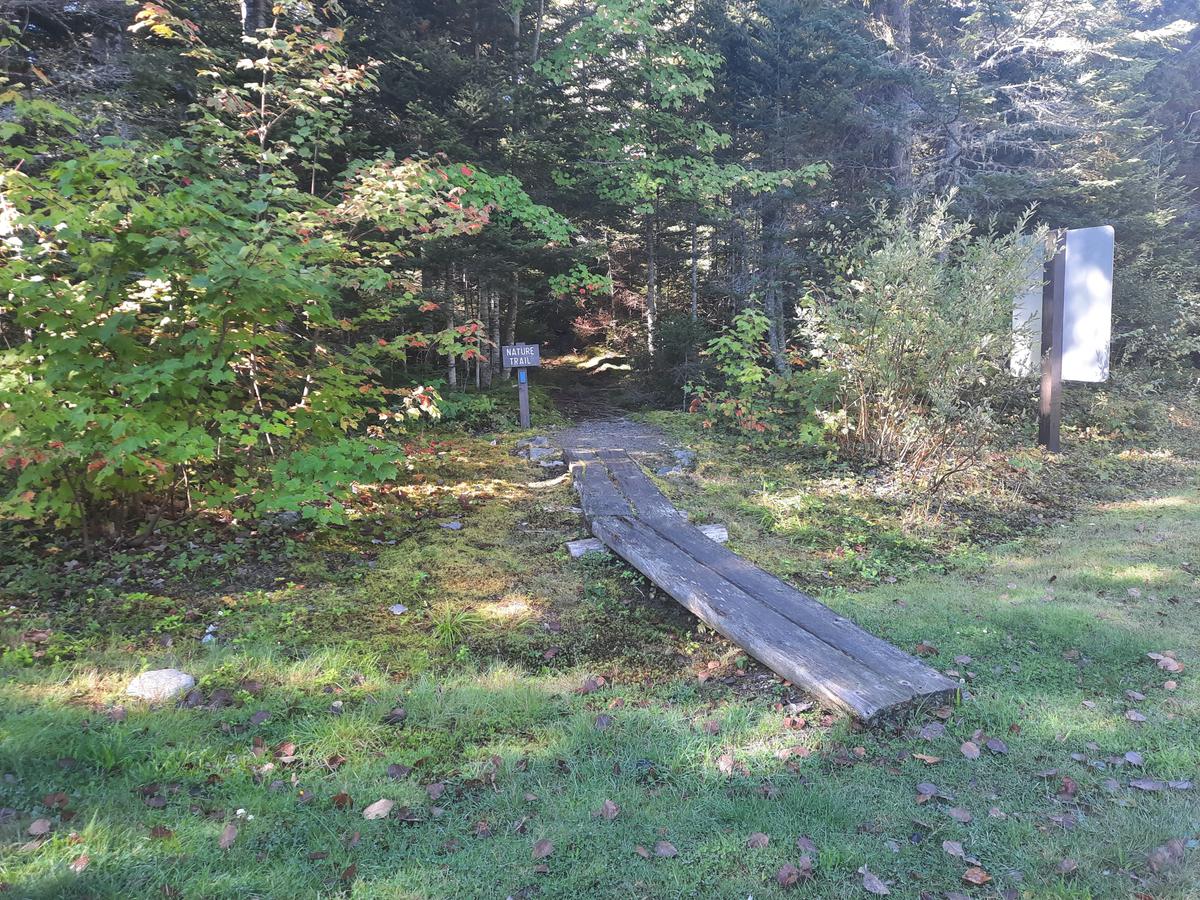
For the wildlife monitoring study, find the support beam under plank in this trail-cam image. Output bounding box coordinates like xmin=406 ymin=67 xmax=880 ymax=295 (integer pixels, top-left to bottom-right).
xmin=591 ymin=514 xmax=943 ymax=723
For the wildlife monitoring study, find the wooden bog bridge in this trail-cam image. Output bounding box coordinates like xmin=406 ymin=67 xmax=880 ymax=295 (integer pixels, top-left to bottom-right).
xmin=566 ymin=448 xmax=958 ymax=724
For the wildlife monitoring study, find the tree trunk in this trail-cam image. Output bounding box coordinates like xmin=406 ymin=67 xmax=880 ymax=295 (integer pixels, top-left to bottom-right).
xmin=478 ymin=279 xmax=492 ymax=388
xmin=531 ymin=0 xmax=544 ymax=65
xmin=689 ymin=209 xmax=699 ymax=322
xmin=877 ymin=0 xmax=913 ymax=193
xmin=760 ymin=199 xmax=790 ymax=376
xmin=489 ymin=284 xmax=502 ymax=376
xmin=445 ymin=268 xmax=458 ymax=389
xmin=502 ymin=273 xmax=520 ymax=380
xmin=645 ymin=213 xmax=658 ymax=359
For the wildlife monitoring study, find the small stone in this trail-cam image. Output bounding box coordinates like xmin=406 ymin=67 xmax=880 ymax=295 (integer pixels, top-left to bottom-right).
xmin=389 ymin=604 xmax=408 ymax=616
xmin=127 ymin=669 xmax=196 ymax=703
xmin=439 ymin=521 xmax=463 ymax=531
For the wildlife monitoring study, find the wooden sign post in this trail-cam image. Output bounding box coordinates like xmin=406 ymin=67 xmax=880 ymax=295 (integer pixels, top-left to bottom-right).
xmin=1038 ymin=232 xmax=1067 ymax=452
xmin=501 ymin=343 xmax=541 ymax=429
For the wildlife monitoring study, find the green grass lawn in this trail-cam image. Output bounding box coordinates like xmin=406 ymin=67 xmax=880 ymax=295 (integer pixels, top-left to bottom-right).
xmin=2 ymin=410 xmax=1199 ymax=898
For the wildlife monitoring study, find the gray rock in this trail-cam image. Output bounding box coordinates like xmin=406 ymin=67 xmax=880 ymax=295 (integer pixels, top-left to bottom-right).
xmin=389 ymin=603 xmax=408 ymax=616
xmin=656 ymin=466 xmax=685 ymax=477
xmin=126 ymin=668 xmax=196 ymax=703
xmin=672 ymin=449 xmax=697 ymax=468
xmin=539 ymin=459 xmax=566 ymax=468
xmin=273 ymin=510 xmax=302 ymax=527
xmin=528 ymin=446 xmax=559 ymax=462
xmin=517 ymin=436 xmax=551 ymax=450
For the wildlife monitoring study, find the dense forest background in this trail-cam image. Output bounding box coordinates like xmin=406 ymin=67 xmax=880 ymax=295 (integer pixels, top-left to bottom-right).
xmin=3 ymin=0 xmax=1199 ymax=533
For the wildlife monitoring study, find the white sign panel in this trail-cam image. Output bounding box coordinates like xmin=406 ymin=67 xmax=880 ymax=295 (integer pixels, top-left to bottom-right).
xmin=1010 ymin=225 xmax=1113 ymax=382
xmin=1060 ymin=225 xmax=1113 ymax=383
xmin=1011 ymin=235 xmax=1047 ymax=378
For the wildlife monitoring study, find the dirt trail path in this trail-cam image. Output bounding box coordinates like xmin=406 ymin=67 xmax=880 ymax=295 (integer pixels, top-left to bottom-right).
xmin=540 ymin=356 xmax=680 ymax=462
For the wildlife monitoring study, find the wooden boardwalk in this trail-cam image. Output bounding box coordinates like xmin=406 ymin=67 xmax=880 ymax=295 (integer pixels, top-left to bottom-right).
xmin=567 ymin=449 xmax=958 ymax=724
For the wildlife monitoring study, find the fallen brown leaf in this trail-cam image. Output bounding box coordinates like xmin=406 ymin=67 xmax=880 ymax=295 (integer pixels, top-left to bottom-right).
xmin=859 ymin=865 xmax=890 ymax=895
xmin=654 ymin=840 xmax=678 ymax=858
xmin=362 ymin=798 xmax=394 ymax=820
xmin=962 ymin=866 xmax=992 ymax=885
xmin=746 ymin=832 xmax=769 ymax=849
xmin=777 ymin=857 xmax=814 ymax=887
xmin=27 ymin=819 xmax=51 ymax=837
xmin=532 ymin=838 xmax=553 ymax=860
xmin=218 ymin=823 xmax=238 ymax=850
xmin=594 ymin=799 xmax=619 ymax=821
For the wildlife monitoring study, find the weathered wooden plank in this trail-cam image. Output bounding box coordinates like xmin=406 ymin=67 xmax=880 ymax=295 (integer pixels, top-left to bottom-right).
xmin=598 ymin=450 xmax=684 ymax=523
xmin=567 ymin=450 xmax=632 ymax=519
xmin=644 ymin=519 xmax=956 ymax=699
xmin=591 ymin=514 xmax=935 ymax=723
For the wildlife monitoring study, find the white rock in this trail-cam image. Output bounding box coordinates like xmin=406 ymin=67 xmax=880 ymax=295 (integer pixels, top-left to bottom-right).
xmin=126 ymin=669 xmax=195 ymax=703
xmin=389 ymin=604 xmax=408 ymax=616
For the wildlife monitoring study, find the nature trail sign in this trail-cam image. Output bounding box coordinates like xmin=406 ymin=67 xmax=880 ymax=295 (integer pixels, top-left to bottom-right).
xmin=502 ymin=343 xmax=541 ymax=428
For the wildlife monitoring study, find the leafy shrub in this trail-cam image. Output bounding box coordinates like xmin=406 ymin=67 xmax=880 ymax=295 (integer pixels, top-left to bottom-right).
xmin=688 ymin=309 xmax=831 ymax=444
xmin=0 ymin=6 xmax=570 ymax=538
xmin=813 ymin=198 xmax=1039 ymax=490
